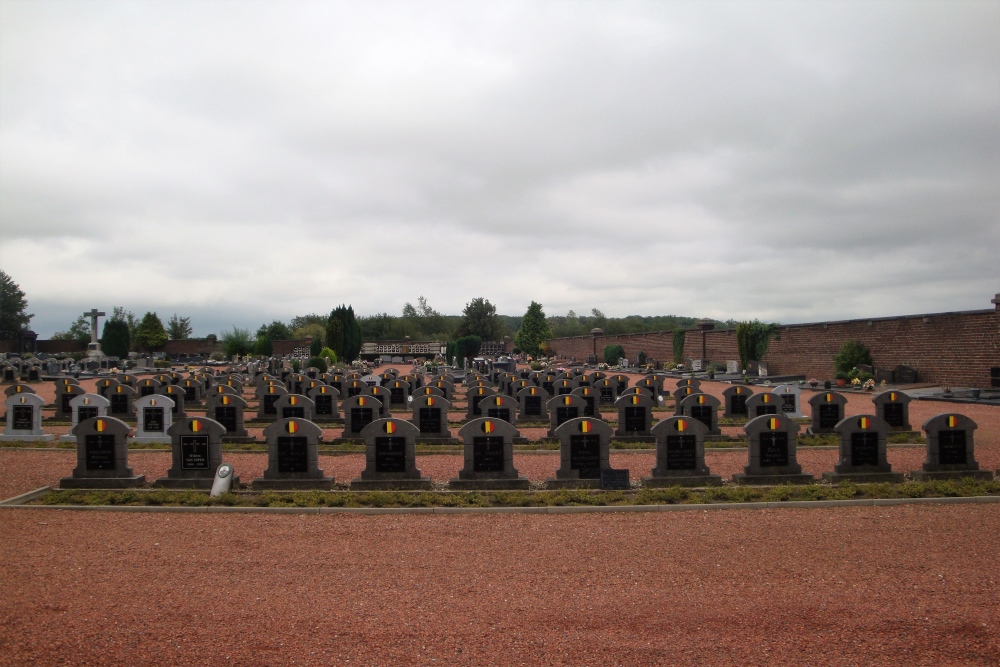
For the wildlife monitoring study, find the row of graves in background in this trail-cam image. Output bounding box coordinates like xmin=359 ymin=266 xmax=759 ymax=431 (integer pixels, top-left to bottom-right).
xmin=0 ymin=357 xmax=126 ymax=383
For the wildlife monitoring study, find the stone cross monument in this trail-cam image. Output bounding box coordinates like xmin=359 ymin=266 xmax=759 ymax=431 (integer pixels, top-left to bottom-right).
xmin=85 ymin=308 xmax=106 ymax=359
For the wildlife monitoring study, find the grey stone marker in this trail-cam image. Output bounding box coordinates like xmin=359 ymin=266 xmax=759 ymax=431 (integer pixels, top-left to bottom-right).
xmin=645 ymin=416 xmax=722 ymax=487
xmin=872 ymin=390 xmax=913 ymax=432
xmin=744 ymin=391 xmax=781 ymax=418
xmin=156 ymin=417 xmax=234 ymax=488
xmin=156 ymin=384 xmax=188 ymax=420
xmin=451 ymin=417 xmax=529 ymax=490
xmin=428 ymin=379 xmax=455 ymax=401
xmin=409 ymin=394 xmax=454 ymax=440
xmin=274 ymin=393 xmax=316 ymax=422
xmin=515 ymin=385 xmax=549 ymax=422
xmin=507 ymin=378 xmax=531 ymax=398
xmin=351 ymin=419 xmax=432 ymax=490
xmin=341 ymin=394 xmax=382 ymax=437
xmin=465 ymin=385 xmax=497 ymax=419
xmin=570 ymin=385 xmax=600 ymax=418
xmin=54 ymin=382 xmax=86 ymax=421
xmin=732 ymin=414 xmax=814 ymax=485
xmin=546 ymin=393 xmax=588 ymax=436
xmin=633 ymin=376 xmax=664 ymax=401
xmin=135 ymin=377 xmax=162 ymax=398
xmin=823 ymin=414 xmax=904 ymax=483
xmin=60 ymin=394 xmax=111 ymax=442
xmin=60 ymin=416 xmax=144 ymax=488
xmin=479 ymin=393 xmax=518 ymax=425
xmin=413 ymin=385 xmax=445 ymax=399
xmin=551 ymin=377 xmax=580 ymax=396
xmin=546 ymin=417 xmax=614 ymax=489
xmin=256 ymin=383 xmax=289 ymax=422
xmin=614 ymin=391 xmax=655 ymax=438
xmin=609 ymin=374 xmax=630 ymax=396
xmin=385 ymin=379 xmax=411 ymax=408
xmin=808 ymin=391 xmax=848 ymax=434
xmin=3 ymin=383 xmax=36 ymax=398
xmin=2 ymin=393 xmax=54 ymax=441
xmin=205 ymin=392 xmax=248 ymax=438
xmin=677 ymin=393 xmax=721 ymax=435
xmin=107 ymin=383 xmax=137 ymax=419
xmin=254 ymin=418 xmax=332 ymax=489
xmin=910 ymin=413 xmax=992 ymax=481
xmin=131 ymin=394 xmax=174 ymax=444
xmin=95 ymin=377 xmax=121 ymax=399
xmin=307 ymin=384 xmax=341 ymax=422
xmin=722 ymin=385 xmax=754 ymax=418
xmin=772 ymin=384 xmax=804 ymax=418
xmin=676 ymin=377 xmax=701 ymax=391
xmin=178 ymin=377 xmax=204 ymax=405
xmin=671 ymin=385 xmax=699 ymax=415
xmin=360 ymin=385 xmax=392 ymax=418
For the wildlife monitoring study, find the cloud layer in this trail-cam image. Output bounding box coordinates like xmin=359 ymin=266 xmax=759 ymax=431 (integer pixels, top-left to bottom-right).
xmin=2 ymin=1 xmax=997 ymax=337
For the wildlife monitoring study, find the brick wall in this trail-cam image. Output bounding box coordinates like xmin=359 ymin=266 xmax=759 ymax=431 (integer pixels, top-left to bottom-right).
xmin=160 ymin=339 xmax=223 ymax=356
xmin=549 ymin=300 xmax=1000 ymax=388
xmin=0 ymin=339 xmax=87 ymax=354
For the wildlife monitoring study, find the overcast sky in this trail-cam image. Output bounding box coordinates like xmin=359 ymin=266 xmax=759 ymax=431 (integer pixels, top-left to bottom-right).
xmin=2 ymin=0 xmax=998 ymax=338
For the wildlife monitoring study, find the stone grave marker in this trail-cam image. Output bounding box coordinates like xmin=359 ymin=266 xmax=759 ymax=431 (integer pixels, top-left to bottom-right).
xmin=594 ymin=378 xmax=619 ymax=405
xmin=413 ymin=385 xmax=445 ymax=399
xmin=59 ymin=417 xmax=144 ymax=488
xmin=910 ymin=413 xmax=992 ymax=481
xmin=256 ymin=384 xmax=289 ymax=422
xmin=771 ymin=384 xmax=804 ymax=418
xmin=676 ymin=377 xmax=701 ymax=391
xmin=546 ymin=417 xmax=614 ymax=489
xmin=481 ymin=393 xmax=517 ymax=425
xmin=209 ymin=383 xmax=240 ymax=399
xmin=633 ymin=376 xmax=663 ymax=401
xmin=409 ymin=394 xmax=453 ymax=440
xmin=351 ymin=419 xmax=431 ymax=490
xmin=343 ymin=379 xmax=367 ymax=399
xmin=672 ymin=385 xmax=698 ymax=415
xmin=465 ymin=386 xmax=497 ymax=419
xmin=156 ymin=384 xmax=188 ymax=419
xmin=609 ymin=374 xmax=630 ymax=396
xmin=54 ymin=382 xmax=86 ymax=421
xmin=307 ymin=384 xmax=340 ymax=422
xmin=156 ymin=417 xmax=232 ymax=488
xmin=285 ymin=373 xmax=307 ymax=394
xmin=180 ymin=378 xmax=204 ymax=405
xmin=341 ymin=395 xmax=381 ymax=437
xmin=386 ymin=379 xmax=411 ymax=409
xmin=645 ymin=416 xmax=722 ymax=487
xmin=733 ymin=414 xmax=813 ymax=485
xmin=614 ymin=391 xmax=655 ymax=438
xmin=2 ymin=393 xmax=54 ymax=441
xmin=507 ymin=378 xmax=531 ymax=397
xmin=60 ymin=394 xmax=111 ymax=442
xmin=304 ymin=366 xmax=321 ymax=379
xmin=108 ymin=383 xmax=137 ymax=419
xmin=823 ymin=415 xmax=903 ymax=483
xmin=872 ymin=390 xmax=912 ymax=432
xmin=429 ymin=379 xmax=455 ymax=401
xmin=95 ymin=377 xmax=121 ymax=399
xmin=360 ymin=385 xmax=391 ymax=418
xmin=274 ymin=394 xmax=315 ymax=422
xmin=117 ymin=373 xmax=138 ymax=388
xmin=571 ymin=385 xmax=599 ymax=417
xmin=678 ymin=393 xmax=721 ymax=435
xmin=206 ymin=392 xmax=248 ymax=438
xmin=744 ymin=392 xmax=780 ymax=418
xmin=131 ymin=394 xmax=174 ymax=444
xmin=136 ymin=377 xmax=162 ymax=398
xmin=3 ymin=383 xmax=36 ymax=398
xmin=516 ymin=385 xmax=550 ymax=422
xmin=726 ymin=361 xmax=740 ymax=374
xmin=895 ymin=365 xmax=918 ymax=384
xmin=722 ymin=385 xmax=753 ymax=418
xmin=451 ymin=418 xmax=529 ymax=490
xmin=546 ymin=393 xmax=587 ymax=436
xmin=1 ymin=365 xmax=15 ymax=383
xmin=254 ymin=418 xmax=332 ymax=489
xmin=808 ymin=391 xmax=848 ymax=434
xmin=552 ymin=377 xmax=580 ymax=396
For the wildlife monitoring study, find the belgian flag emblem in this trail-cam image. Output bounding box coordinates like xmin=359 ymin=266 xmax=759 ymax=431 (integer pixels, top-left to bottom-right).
xmin=858 ymin=417 xmax=869 ymax=429
xmin=563 ymin=396 xmax=572 ymax=405
xmin=762 ymin=394 xmax=771 ymax=403
xmin=947 ymin=415 xmax=957 ymax=428
xmin=190 ymin=420 xmax=202 ymax=433
xmin=269 ymin=387 xmax=276 ymax=394
xmin=95 ymin=419 xmax=106 ymax=432
xmin=675 ymin=419 xmax=687 ymax=432
xmin=384 ymin=421 xmax=396 ymax=434
xmin=530 ymin=387 xmax=537 ymax=395
xmin=289 ymin=396 xmax=298 ymax=406
xmin=736 ymin=387 xmax=743 ymax=394
xmin=697 ymin=395 xmax=706 ymax=405
xmin=768 ymin=417 xmax=779 ymax=430
xmin=579 ymin=420 xmax=592 ymax=433
xmin=358 ymin=396 xmax=366 ymax=406
xmin=149 ymin=399 xmax=157 ymax=407
xmin=221 ymin=396 xmax=230 ymax=406
xmin=495 ymin=397 xmax=503 ymax=405
xmin=483 ymin=420 xmax=494 ymax=434
xmin=889 ymin=392 xmax=897 ymax=401
xmin=83 ymin=397 xmax=91 ymax=405
xmin=426 ymin=397 xmax=435 ymax=407
xmin=632 ymin=395 xmax=639 ymax=405
xmin=286 ymin=421 xmax=299 ymax=434
xmin=826 ymin=393 xmax=833 ymax=402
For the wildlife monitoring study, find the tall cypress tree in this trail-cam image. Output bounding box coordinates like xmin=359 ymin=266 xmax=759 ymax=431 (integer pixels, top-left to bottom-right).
xmin=514 ymin=301 xmax=552 ymax=356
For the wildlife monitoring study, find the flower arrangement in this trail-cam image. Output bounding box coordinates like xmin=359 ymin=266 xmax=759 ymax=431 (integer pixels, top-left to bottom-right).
xmin=863 ymin=379 xmax=875 ymax=390
xmin=808 ymin=378 xmax=819 ymax=387
xmin=851 ymin=377 xmax=862 ymax=386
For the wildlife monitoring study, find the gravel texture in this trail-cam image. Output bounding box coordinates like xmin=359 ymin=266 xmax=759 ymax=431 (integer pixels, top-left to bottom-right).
xmin=2 ymin=371 xmax=999 ymax=665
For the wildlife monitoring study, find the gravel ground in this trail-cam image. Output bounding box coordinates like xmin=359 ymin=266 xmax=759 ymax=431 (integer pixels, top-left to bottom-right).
xmin=2 ymin=372 xmax=999 ymax=665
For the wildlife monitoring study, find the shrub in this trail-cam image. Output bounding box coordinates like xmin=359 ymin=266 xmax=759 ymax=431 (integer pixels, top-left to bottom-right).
xmin=307 ymin=356 xmax=329 ymax=373
xmin=834 ymin=340 xmax=872 ymax=375
xmin=603 ymin=344 xmax=625 ymax=365
xmin=672 ymin=330 xmax=685 ymax=363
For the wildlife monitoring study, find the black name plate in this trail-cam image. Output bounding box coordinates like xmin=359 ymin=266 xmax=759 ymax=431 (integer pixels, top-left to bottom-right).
xmin=570 ymin=434 xmax=601 ymax=478
xmin=850 ymin=432 xmax=879 ymax=467
xmin=600 ymin=468 xmax=630 ymax=490
xmin=938 ymin=430 xmax=968 ymax=465
xmin=623 ymin=407 xmax=646 ymax=433
xmin=277 ymin=436 xmax=309 ymax=472
xmin=84 ymin=435 xmax=116 ymax=470
xmin=375 ymin=437 xmax=407 ymax=472
xmin=77 ymin=406 xmax=99 ymax=423
xmin=214 ymin=406 xmax=237 ymax=433
xmin=110 ymin=394 xmax=130 ymax=415
xmin=818 ymin=404 xmax=841 ymax=429
xmin=760 ymin=432 xmax=789 ymax=467
xmin=665 ymin=435 xmax=697 ymax=470
xmin=315 ymin=395 xmax=333 ymax=416
xmin=418 ymin=408 xmax=441 ymax=434
xmin=143 ymin=407 xmax=165 ymax=432
xmin=11 ymin=405 xmax=33 ymax=431
xmin=555 ymin=406 xmax=578 ymax=425
xmin=473 ymin=436 xmax=505 ymax=473
xmin=181 ymin=436 xmax=210 ymax=470
xmin=523 ymin=396 xmax=542 ymax=416
xmin=883 ymin=403 xmax=905 ymax=428
xmin=485 ymin=408 xmax=511 ymax=424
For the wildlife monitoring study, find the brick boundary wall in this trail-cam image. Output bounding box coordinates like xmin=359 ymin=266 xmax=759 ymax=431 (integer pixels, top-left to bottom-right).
xmin=549 ymin=296 xmax=1000 ymax=388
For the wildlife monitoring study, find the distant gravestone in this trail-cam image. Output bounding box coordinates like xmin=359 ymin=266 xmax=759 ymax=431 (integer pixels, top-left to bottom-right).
xmin=156 ymin=417 xmax=232 ymax=488
xmin=341 ymin=395 xmax=381 ymax=437
xmin=307 ymin=384 xmax=341 ymax=422
xmin=594 ymin=378 xmax=619 ymax=405
xmin=53 ymin=382 xmax=86 ymax=421
xmin=179 ymin=378 xmax=204 ymax=405
xmin=385 ymin=379 xmax=411 ymax=408
xmin=547 ymin=417 xmax=615 ymax=489
xmin=2 ymin=393 xmax=54 ymax=441
xmin=481 ymin=393 xmax=517 ymax=425
xmin=614 ymin=392 xmax=655 ymax=438
xmin=645 ymin=416 xmax=722 ymax=487
xmin=135 ymin=377 xmax=162 ymax=398
xmin=732 ymin=414 xmax=813 ymax=485
xmin=409 ymin=394 xmax=453 ymax=440
xmin=677 ymin=392 xmax=721 ymax=435
xmin=808 ymin=391 xmax=848 ymax=434
xmin=360 ymin=385 xmax=392 ymax=418
xmin=895 ymin=366 xmax=918 ymax=384
xmin=131 ymin=394 xmax=174 ymax=444
xmin=516 ymin=385 xmax=549 ymax=422
xmin=552 ymin=377 xmax=580 ymax=396
xmin=722 ymin=385 xmax=753 ymax=418
xmin=206 ymin=393 xmax=248 ymax=438
xmin=771 ymin=384 xmax=804 ymax=418
xmin=256 ymin=384 xmax=289 ymax=422
xmin=59 ymin=417 xmax=144 ymax=488
xmin=95 ymin=377 xmax=121 ymax=399
xmin=157 ymin=384 xmax=188 ymax=419
xmin=428 ymin=379 xmax=455 ymax=401
xmin=274 ymin=394 xmax=315 ymax=422
xmin=546 ymin=394 xmax=587 ymax=436
xmin=872 ymin=390 xmax=912 ymax=431
xmin=910 ymin=413 xmax=991 ymax=481
xmin=465 ymin=386 xmax=497 ymax=419
xmin=633 ymin=376 xmax=663 ymax=401
xmin=107 ymin=383 xmax=137 ymax=419
xmin=671 ymin=385 xmax=698 ymax=415
xmin=570 ymin=385 xmax=599 ymax=417
xmin=726 ymin=361 xmax=740 ymax=374
xmin=3 ymin=383 xmax=36 ymax=399
xmin=351 ymin=419 xmax=431 ymax=490
xmin=254 ymin=418 xmax=332 ymax=489
xmin=744 ymin=391 xmax=780 ymax=418
xmin=60 ymin=394 xmax=110 ymax=442
xmin=451 ymin=418 xmax=529 ymax=490
xmin=823 ymin=415 xmax=903 ymax=483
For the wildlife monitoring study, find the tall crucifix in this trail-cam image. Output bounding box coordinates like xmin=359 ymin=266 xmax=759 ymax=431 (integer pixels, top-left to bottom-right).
xmin=84 ymin=308 xmax=105 ymax=345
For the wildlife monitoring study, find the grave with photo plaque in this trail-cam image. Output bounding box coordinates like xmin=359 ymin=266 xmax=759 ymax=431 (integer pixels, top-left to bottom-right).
xmin=206 ymin=393 xmax=248 ymax=439
xmin=60 ymin=394 xmax=111 ymax=442
xmin=131 ymin=395 xmax=174 ymax=444
xmin=823 ymin=415 xmax=903 ymax=483
xmin=809 ymin=391 xmax=847 ymax=434
xmin=546 ymin=393 xmax=587 ymax=436
xmin=614 ymin=392 xmax=655 ymax=438
xmin=732 ymin=414 xmax=813 ymax=485
xmin=451 ymin=418 xmax=529 ymax=489
xmin=547 ymin=418 xmax=614 ymax=489
xmin=409 ymin=394 xmax=454 ymax=440
xmin=156 ymin=417 xmax=233 ymax=488
xmin=60 ymin=417 xmax=144 ymax=488
xmin=341 ymin=395 xmax=381 ymax=437
xmin=745 ymin=392 xmax=779 ymax=418
xmin=722 ymin=385 xmax=753 ymax=418
xmin=307 ymin=384 xmax=341 ymax=422
xmin=645 ymin=416 xmax=722 ymax=487
xmin=54 ymin=382 xmax=86 ymax=421
xmin=351 ymin=419 xmax=431 ymax=490
xmin=910 ymin=413 xmax=991 ymax=481
xmin=516 ymin=385 xmax=550 ymax=422
xmin=678 ymin=393 xmax=721 ymax=435
xmin=274 ymin=394 xmax=315 ymax=422
xmin=872 ymin=390 xmax=913 ymax=432
xmin=256 ymin=384 xmax=289 ymax=422
xmin=2 ymin=393 xmax=54 ymax=441
xmin=772 ymin=384 xmax=804 ymax=418
xmin=254 ymin=418 xmax=332 ymax=489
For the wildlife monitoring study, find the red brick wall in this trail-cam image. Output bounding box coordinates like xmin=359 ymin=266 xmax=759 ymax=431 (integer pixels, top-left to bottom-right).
xmin=0 ymin=339 xmax=86 ymax=354
xmin=549 ymin=305 xmax=1000 ymax=388
xmin=161 ymin=339 xmax=223 ymax=355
